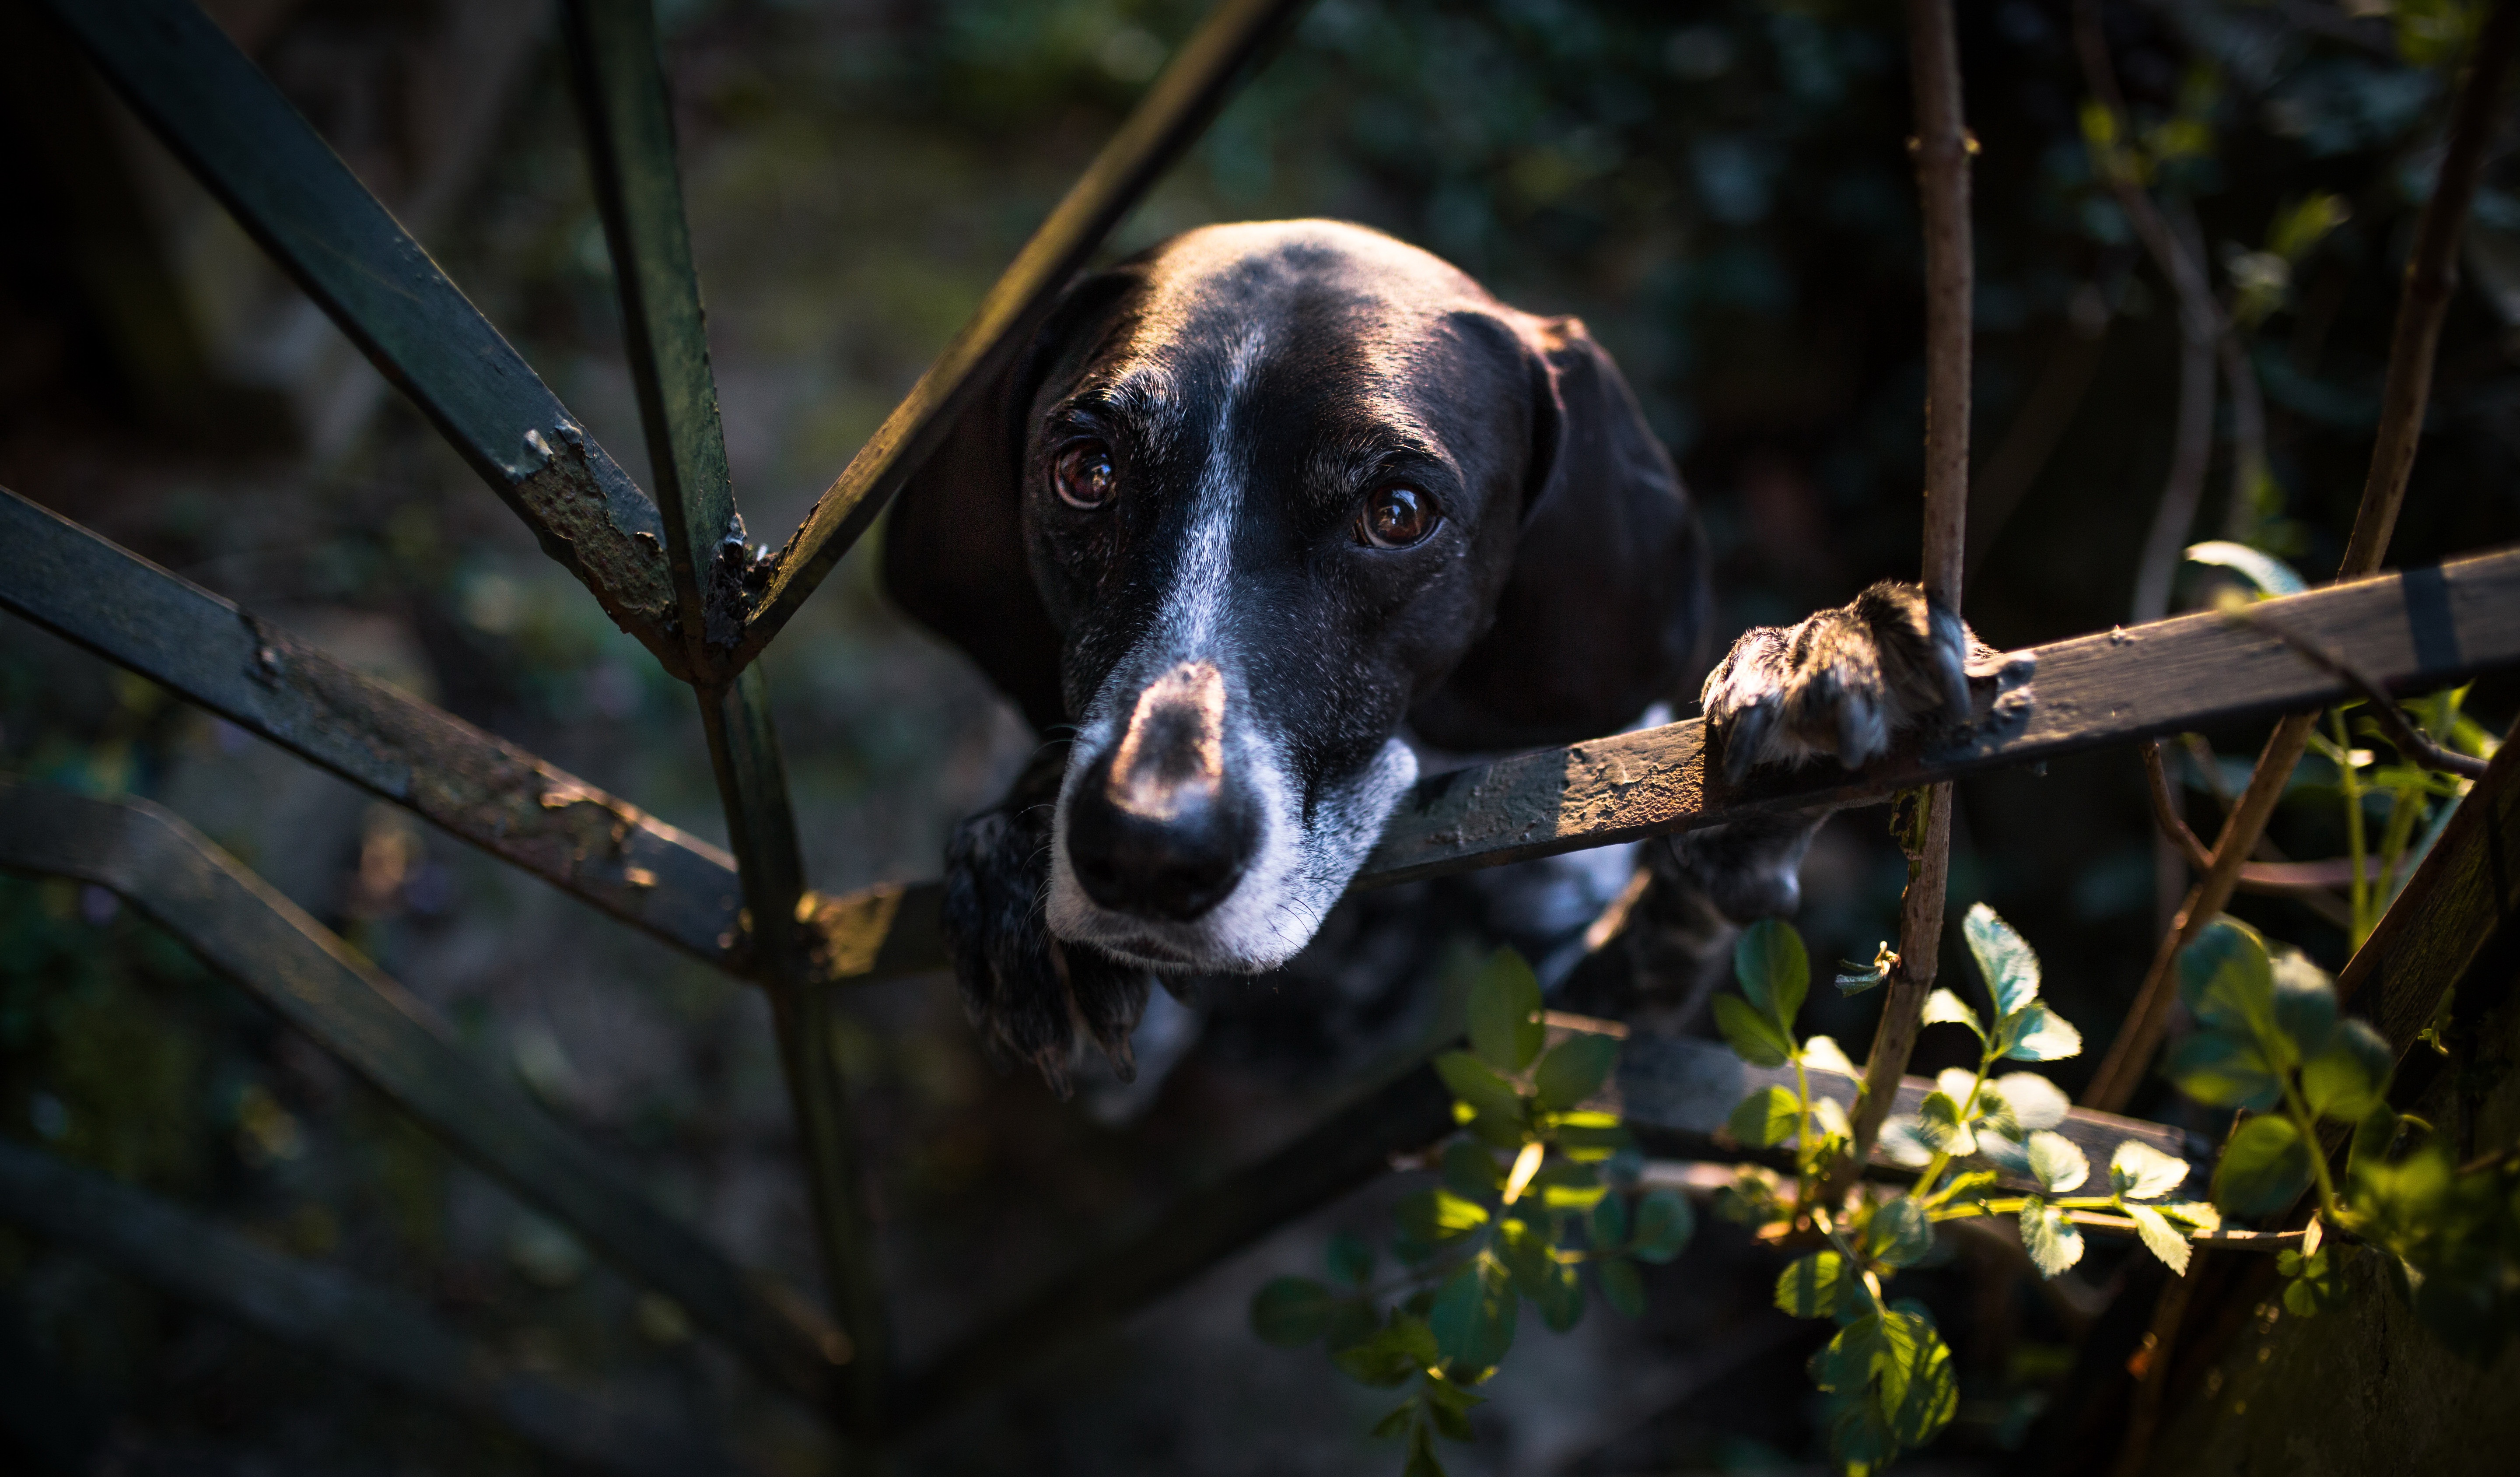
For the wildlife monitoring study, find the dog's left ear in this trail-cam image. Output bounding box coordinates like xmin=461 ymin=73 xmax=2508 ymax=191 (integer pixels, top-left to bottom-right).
xmin=1410 ymin=314 xmax=1709 ymax=751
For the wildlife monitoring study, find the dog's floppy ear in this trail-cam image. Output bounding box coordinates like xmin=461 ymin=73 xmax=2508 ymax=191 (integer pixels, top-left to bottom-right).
xmin=882 ymin=281 xmax=1122 ymax=733
xmin=1409 ymin=314 xmax=1708 ymax=752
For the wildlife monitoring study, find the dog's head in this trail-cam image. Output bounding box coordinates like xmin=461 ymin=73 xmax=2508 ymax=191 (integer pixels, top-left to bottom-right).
xmin=886 ymin=221 xmax=1703 ymax=974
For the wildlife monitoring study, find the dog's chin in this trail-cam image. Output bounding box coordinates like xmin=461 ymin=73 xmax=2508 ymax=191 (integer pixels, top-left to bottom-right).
xmin=1045 ymin=736 xmax=1418 ymax=974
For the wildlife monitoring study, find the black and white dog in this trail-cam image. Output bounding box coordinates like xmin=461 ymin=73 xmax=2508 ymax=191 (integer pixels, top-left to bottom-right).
xmin=884 ymin=220 xmax=1972 ymax=1089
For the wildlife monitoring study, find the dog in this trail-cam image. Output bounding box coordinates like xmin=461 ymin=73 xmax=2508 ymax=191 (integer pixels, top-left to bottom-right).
xmin=883 ymin=220 xmax=1973 ymax=1090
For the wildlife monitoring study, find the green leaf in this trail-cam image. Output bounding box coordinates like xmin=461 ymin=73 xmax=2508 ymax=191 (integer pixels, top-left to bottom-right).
xmin=1425 ymin=1395 xmax=1474 ymax=1442
xmin=2108 ymin=1140 xmax=2190 ymax=1201
xmin=1428 ymin=1261 xmax=1518 ymax=1370
xmin=1440 ymin=1140 xmax=1502 ymax=1201
xmin=1800 ymin=1034 xmax=1860 ymax=1078
xmin=1327 ymin=1297 xmax=1381 ymax=1354
xmin=2019 ymin=1201 xmax=2086 ymax=1277
xmin=2178 ymin=918 xmax=2276 ymax=1038
xmin=1729 ymin=1084 xmax=1802 ymax=1149
xmin=1734 ymin=917 xmax=1809 ymax=1025
xmin=1877 ymin=1117 xmax=1936 ymax=1168
xmin=1920 ymin=988 xmax=1983 ymax=1037
xmin=1327 ymin=1232 xmax=1376 ymax=1288
xmin=1998 ymin=1004 xmax=2083 ymax=1062
xmin=1369 ymin=1402 xmax=1416 ymax=1439
xmin=1713 ymin=994 xmax=1794 ymax=1068
xmin=1631 ymin=1188 xmax=1694 ymax=1263
xmin=1467 ymin=949 xmax=1544 ymax=1073
xmin=1591 ymin=1193 xmax=1628 ymax=1251
xmin=2212 ymin=1115 xmax=2315 ymax=1217
xmin=1776 ymin=1250 xmax=1852 ymax=1317
xmin=1990 ymin=1071 xmax=2071 ymax=1130
xmin=2163 ymin=1029 xmax=2285 ymax=1111
xmin=1917 ymin=1089 xmax=1975 ymax=1155
xmin=1403 ymin=1419 xmax=1446 ymax=1477
xmin=1533 ymin=1159 xmax=1608 ymax=1212
xmin=2269 ymin=951 xmax=2340 ymax=1063
xmin=1340 ymin=1320 xmax=1441 ymax=1381
xmin=1808 ymin=1313 xmax=1882 ymax=1393
xmin=1251 ymin=1276 xmax=1335 ymax=1346
xmin=1398 ymin=1188 xmax=1491 ymax=1245
xmin=2027 ymin=1131 xmax=2090 ymax=1193
xmin=1433 ymin=1051 xmax=1526 ymax=1125
xmin=2348 ymin=1104 xmax=2400 ymax=1178
xmin=1596 ymin=1255 xmax=1646 ymax=1317
xmin=1875 ymin=1310 xmax=1960 ymax=1450
xmin=1964 ymin=903 xmax=2041 ymax=1017
xmin=1548 ymin=1108 xmax=1632 ymax=1163
xmin=1533 ymin=1033 xmax=1620 ymax=1111
xmin=2157 ymin=1200 xmax=2221 ymax=1232
xmin=2126 ymin=1203 xmax=2192 ymax=1276
xmin=2301 ymin=1019 xmax=2394 ymax=1122
xmin=1866 ymin=1197 xmax=1936 ymax=1269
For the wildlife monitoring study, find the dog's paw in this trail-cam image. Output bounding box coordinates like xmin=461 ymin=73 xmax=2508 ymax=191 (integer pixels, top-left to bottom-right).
xmin=1701 ymin=580 xmax=1985 ymax=784
xmin=942 ymin=797 xmax=1157 ymax=1096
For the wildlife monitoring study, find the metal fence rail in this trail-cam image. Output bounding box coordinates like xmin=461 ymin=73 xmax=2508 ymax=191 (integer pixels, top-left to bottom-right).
xmin=6 ymin=0 xmax=2520 ymax=1459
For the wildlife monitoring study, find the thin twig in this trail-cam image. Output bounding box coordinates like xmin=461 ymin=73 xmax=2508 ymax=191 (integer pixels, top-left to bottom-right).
xmin=2141 ymin=740 xmax=2380 ymax=928
xmin=1837 ymin=0 xmax=1972 ymax=1198
xmin=2083 ymin=0 xmax=2520 ymax=1111
xmin=2230 ymin=610 xmax=2490 ymax=778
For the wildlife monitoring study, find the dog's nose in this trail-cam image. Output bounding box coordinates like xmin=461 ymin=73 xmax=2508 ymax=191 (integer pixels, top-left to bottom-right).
xmin=1067 ymin=661 xmax=1256 ymax=921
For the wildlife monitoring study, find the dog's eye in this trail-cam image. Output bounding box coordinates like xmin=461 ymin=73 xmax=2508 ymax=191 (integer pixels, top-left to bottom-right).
xmin=1355 ymin=485 xmax=1438 ymax=549
xmin=1053 ymin=440 xmax=1119 ymax=509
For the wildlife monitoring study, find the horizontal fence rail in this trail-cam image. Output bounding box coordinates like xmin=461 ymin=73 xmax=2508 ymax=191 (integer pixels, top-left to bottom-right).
xmin=42 ymin=0 xmax=687 ymax=674
xmin=895 ymin=1023 xmax=2189 ymax=1431
xmin=0 ymin=782 xmax=845 ymax=1410
xmin=735 ymin=0 xmax=1315 ymax=667
xmin=0 ymin=1138 xmax=750 ymax=1477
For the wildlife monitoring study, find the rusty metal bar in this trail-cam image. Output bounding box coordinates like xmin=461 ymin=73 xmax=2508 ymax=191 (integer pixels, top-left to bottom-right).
xmin=40 ymin=0 xmax=687 ymax=675
xmin=733 ymin=0 xmax=1314 ymax=667
xmin=0 ymin=781 xmax=845 ymax=1410
xmin=0 ymin=1138 xmax=750 ymax=1477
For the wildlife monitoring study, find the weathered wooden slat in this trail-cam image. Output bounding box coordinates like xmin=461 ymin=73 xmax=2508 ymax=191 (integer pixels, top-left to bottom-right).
xmin=735 ymin=0 xmax=1313 ymax=666
xmin=0 ymin=484 xmax=942 ymax=986
xmin=42 ymin=0 xmax=686 ymax=674
xmin=0 ymin=782 xmax=844 ymax=1410
xmin=893 ymin=1025 xmax=2193 ymax=1431
xmin=2336 ymin=731 xmax=2520 ymax=1052
xmin=0 ymin=1139 xmax=749 ymax=1477
xmin=1363 ymin=546 xmax=2520 ymax=886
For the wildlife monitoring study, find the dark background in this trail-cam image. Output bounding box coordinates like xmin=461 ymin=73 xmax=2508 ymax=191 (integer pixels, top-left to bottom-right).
xmin=0 ymin=0 xmax=2513 ymax=1472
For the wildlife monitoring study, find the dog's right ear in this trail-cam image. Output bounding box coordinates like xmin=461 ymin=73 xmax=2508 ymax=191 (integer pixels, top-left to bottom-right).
xmin=881 ymin=278 xmax=1122 ymax=733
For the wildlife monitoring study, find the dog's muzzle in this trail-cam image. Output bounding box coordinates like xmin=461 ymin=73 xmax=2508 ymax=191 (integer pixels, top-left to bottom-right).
xmin=1064 ymin=660 xmax=1257 ymax=922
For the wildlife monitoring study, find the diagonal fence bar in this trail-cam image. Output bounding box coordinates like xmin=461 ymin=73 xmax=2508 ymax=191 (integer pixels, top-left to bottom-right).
xmin=734 ymin=0 xmax=1315 ymax=667
xmin=0 ymin=781 xmax=846 ymax=1411
xmin=40 ymin=0 xmax=689 ymax=675
xmin=563 ymin=0 xmax=892 ymax=1417
xmin=0 ymin=1139 xmax=750 ymax=1477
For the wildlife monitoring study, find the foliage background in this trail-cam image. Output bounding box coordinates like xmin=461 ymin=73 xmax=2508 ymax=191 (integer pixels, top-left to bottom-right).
xmin=0 ymin=0 xmax=2515 ymax=1471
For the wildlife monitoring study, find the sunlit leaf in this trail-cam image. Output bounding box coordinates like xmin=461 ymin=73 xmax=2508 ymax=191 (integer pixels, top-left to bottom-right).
xmin=1800 ymin=1034 xmax=1860 ymax=1078
xmin=1877 ymin=1116 xmax=1936 ymax=1168
xmin=2027 ymin=1131 xmax=2090 ymax=1193
xmin=1533 ymin=1033 xmax=1619 ymax=1112
xmin=1810 ymin=1093 xmax=1853 ymax=1147
xmin=1917 ymin=1090 xmax=1975 ymax=1155
xmin=1921 ymin=988 xmax=1983 ymax=1037
xmin=1776 ymin=1250 xmax=1851 ymax=1318
xmin=1729 ymin=1084 xmax=1802 ymax=1149
xmin=2126 ymin=1203 xmax=2192 ymax=1276
xmin=1998 ymin=1004 xmax=2083 ymax=1062
xmin=1734 ymin=917 xmax=1809 ymax=1025
xmin=1631 ymin=1188 xmax=1694 ymax=1263
xmin=1714 ymin=995 xmax=1794 ymax=1068
xmin=1549 ymin=1109 xmax=1632 ymax=1164
xmin=1534 ymin=1159 xmax=1608 ymax=1212
xmin=1434 ymin=1051 xmax=1526 ymax=1125
xmin=1875 ymin=1310 xmax=1960 ymax=1450
xmin=1596 ymin=1255 xmax=1645 ymax=1318
xmin=2178 ymin=918 xmax=2277 ymax=1038
xmin=2109 ymin=1140 xmax=2191 ymax=1201
xmin=1866 ymin=1196 xmax=1936 ymax=1269
xmin=2157 ymin=1200 xmax=2221 ymax=1232
xmin=1398 ymin=1187 xmax=1491 ymax=1245
xmin=1964 ymin=903 xmax=2041 ymax=1017
xmin=1501 ymin=1139 xmax=1545 ymax=1205
xmin=2212 ymin=1115 xmax=2315 ymax=1217
xmin=1251 ymin=1276 xmax=1334 ymax=1346
xmin=1467 ymin=949 xmax=1545 ymax=1074
xmin=2163 ymin=1029 xmax=2284 ymax=1111
xmin=2301 ymin=1019 xmax=2393 ymax=1122
xmin=1991 ymin=1071 xmax=2071 ymax=1131
xmin=2269 ymin=951 xmax=2340 ymax=1063
xmin=2019 ymin=1201 xmax=2086 ymax=1277
xmin=2183 ymin=540 xmax=2306 ymax=598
